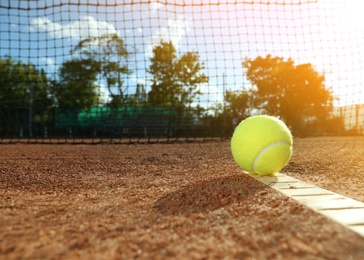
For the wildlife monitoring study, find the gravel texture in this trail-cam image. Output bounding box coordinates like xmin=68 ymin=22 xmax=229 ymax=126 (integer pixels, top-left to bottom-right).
xmin=1 ymin=137 xmax=364 ymax=259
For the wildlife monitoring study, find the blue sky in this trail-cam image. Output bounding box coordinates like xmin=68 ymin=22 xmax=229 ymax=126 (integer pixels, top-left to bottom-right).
xmin=1 ymin=0 xmax=364 ymax=107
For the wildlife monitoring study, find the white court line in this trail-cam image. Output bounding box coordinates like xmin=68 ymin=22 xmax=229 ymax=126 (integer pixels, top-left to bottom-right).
xmin=248 ymin=172 xmax=364 ymax=238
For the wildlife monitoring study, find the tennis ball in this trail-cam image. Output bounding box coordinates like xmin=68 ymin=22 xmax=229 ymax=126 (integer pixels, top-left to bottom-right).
xmin=231 ymin=115 xmax=293 ymax=176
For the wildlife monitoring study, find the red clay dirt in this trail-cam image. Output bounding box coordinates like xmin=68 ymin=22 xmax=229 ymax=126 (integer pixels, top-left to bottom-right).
xmin=1 ymin=137 xmax=364 ymax=259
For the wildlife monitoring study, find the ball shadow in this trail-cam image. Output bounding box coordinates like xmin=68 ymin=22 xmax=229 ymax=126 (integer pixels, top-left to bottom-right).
xmin=153 ymin=173 xmax=277 ymax=216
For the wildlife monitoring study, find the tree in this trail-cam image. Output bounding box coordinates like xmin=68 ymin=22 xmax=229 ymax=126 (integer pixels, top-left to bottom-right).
xmin=224 ymin=90 xmax=251 ymax=121
xmin=52 ymin=58 xmax=100 ymax=109
xmin=148 ymin=41 xmax=208 ymax=108
xmin=126 ymin=84 xmax=147 ymax=106
xmin=0 ymin=57 xmax=49 ymax=108
xmin=0 ymin=56 xmax=52 ymax=128
xmin=242 ymin=55 xmax=334 ymax=135
xmin=175 ymin=52 xmax=208 ymax=106
xmin=71 ymin=33 xmax=131 ymax=107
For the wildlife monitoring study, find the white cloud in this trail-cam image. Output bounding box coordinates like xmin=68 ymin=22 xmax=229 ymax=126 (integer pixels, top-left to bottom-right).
xmin=30 ymin=16 xmax=118 ymax=41
xmin=30 ymin=17 xmax=61 ymax=37
xmin=150 ymin=0 xmax=163 ymax=13
xmin=39 ymin=57 xmax=56 ymax=70
xmin=146 ymin=18 xmax=191 ymax=57
xmin=96 ymin=83 xmax=111 ymax=104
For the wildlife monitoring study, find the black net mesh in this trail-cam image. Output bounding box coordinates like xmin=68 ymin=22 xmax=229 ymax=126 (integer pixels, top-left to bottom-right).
xmin=0 ymin=1 xmax=363 ymax=143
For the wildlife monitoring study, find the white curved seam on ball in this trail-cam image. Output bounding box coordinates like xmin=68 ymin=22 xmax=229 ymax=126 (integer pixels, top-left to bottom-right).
xmin=252 ymin=141 xmax=291 ymax=173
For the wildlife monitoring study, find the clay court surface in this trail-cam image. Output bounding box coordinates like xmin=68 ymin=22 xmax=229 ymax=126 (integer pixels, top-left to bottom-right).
xmin=1 ymin=136 xmax=364 ymax=259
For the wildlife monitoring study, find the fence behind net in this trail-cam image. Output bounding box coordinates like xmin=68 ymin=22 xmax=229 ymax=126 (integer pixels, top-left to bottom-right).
xmin=0 ymin=0 xmax=363 ymax=143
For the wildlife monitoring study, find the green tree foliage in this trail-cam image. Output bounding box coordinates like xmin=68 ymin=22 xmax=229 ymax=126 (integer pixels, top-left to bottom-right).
xmin=224 ymin=90 xmax=250 ymax=121
xmin=71 ymin=33 xmax=131 ymax=107
xmin=148 ymin=41 xmax=208 ymax=108
xmin=0 ymin=56 xmax=52 ymax=124
xmin=175 ymin=52 xmax=208 ymax=105
xmin=127 ymin=84 xmax=147 ymax=106
xmin=204 ymin=90 xmax=251 ymax=137
xmin=52 ymin=58 xmax=100 ymax=109
xmin=242 ymin=55 xmax=335 ymax=135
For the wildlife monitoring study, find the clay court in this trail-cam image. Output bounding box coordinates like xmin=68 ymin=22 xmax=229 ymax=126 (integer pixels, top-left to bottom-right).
xmin=1 ymin=136 xmax=364 ymax=259
xmin=2 ymin=1 xmax=364 ymax=258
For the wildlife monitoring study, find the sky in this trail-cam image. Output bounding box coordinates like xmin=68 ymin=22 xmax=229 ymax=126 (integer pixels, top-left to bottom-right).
xmin=1 ymin=0 xmax=364 ymax=107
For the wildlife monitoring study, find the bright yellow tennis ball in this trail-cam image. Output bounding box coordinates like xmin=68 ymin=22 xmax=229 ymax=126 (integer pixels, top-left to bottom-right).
xmin=231 ymin=115 xmax=293 ymax=176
